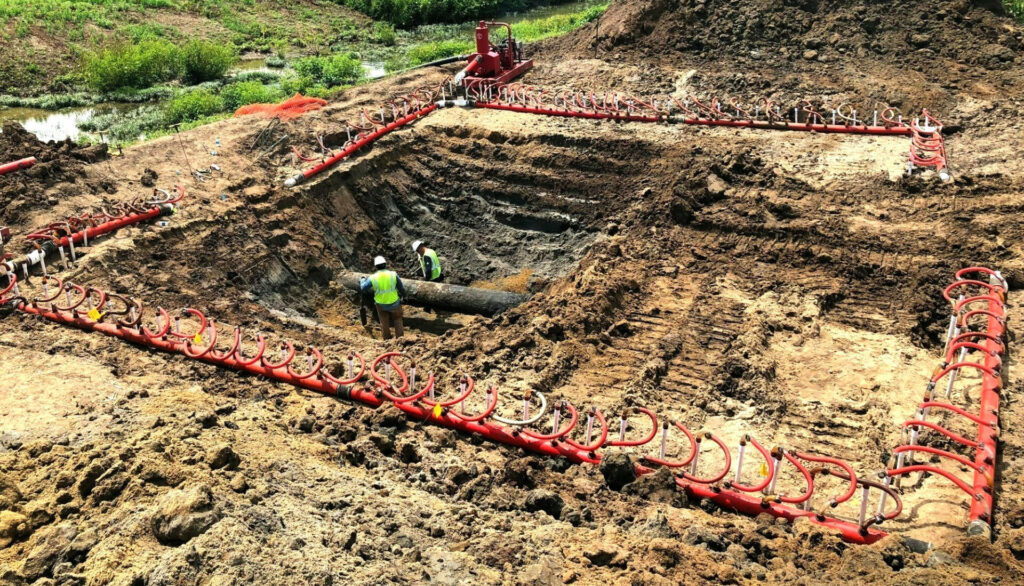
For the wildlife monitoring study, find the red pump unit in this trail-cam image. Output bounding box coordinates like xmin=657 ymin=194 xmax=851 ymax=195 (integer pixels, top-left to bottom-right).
xmin=454 ymin=21 xmax=533 ymax=90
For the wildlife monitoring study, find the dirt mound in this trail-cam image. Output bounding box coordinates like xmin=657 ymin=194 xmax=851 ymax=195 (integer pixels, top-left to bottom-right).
xmin=0 ymin=122 xmax=110 ymax=232
xmin=542 ymin=0 xmax=1022 ymax=104
xmin=556 ymin=0 xmax=1017 ymax=66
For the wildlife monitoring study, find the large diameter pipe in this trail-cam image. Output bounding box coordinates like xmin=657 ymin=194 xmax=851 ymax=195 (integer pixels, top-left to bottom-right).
xmin=0 ymin=157 xmax=37 ymax=176
xmin=337 ymin=272 xmax=529 ymax=316
xmin=285 ymin=104 xmax=438 ymax=188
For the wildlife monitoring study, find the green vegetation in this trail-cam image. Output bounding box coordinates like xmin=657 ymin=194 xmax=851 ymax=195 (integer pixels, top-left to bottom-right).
xmin=388 ymin=3 xmax=607 ymax=70
xmin=2 ymin=2 xmax=606 ymax=147
xmin=219 ymin=80 xmax=285 ymax=110
xmin=84 ymin=40 xmax=184 ymax=92
xmin=182 ymin=40 xmax=237 ymax=83
xmin=293 ymin=53 xmax=364 ymax=87
xmin=82 ymin=39 xmax=236 ymax=91
xmin=374 ymin=21 xmax=397 ymax=46
xmin=343 ymin=0 xmax=546 ymax=28
xmin=404 ymin=40 xmax=475 ymax=67
xmin=164 ymin=89 xmax=224 ymax=124
xmin=1007 ymin=1 xmax=1024 ymax=21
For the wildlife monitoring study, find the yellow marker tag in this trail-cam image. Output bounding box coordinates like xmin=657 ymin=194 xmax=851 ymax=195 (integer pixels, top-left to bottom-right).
xmin=193 ymin=333 xmax=203 ymax=345
xmin=759 ymin=463 xmax=769 ymax=477
xmin=433 ymin=404 xmax=442 ymax=418
xmin=87 ymin=308 xmax=101 ymax=321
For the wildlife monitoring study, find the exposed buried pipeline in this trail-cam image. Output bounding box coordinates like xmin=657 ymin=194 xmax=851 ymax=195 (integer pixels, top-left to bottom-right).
xmin=336 ymin=272 xmax=529 ymax=316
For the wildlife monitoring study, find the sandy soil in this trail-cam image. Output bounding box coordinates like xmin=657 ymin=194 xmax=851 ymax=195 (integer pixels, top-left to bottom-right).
xmin=2 ymin=1 xmax=1024 ymax=584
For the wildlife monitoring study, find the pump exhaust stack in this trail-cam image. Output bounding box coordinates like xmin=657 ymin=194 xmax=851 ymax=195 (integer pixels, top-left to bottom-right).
xmin=454 ymin=21 xmax=533 ymax=91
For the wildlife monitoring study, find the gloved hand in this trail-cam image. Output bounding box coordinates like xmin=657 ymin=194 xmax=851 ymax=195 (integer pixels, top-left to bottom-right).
xmin=359 ymin=276 xmax=369 ymax=287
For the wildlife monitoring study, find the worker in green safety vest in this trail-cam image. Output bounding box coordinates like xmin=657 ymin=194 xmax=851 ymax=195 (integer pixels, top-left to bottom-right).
xmin=412 ymin=240 xmax=443 ymax=282
xmin=359 ymin=256 xmax=406 ymax=339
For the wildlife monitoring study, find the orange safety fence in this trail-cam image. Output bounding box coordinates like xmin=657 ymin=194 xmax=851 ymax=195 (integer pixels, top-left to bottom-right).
xmin=234 ymin=93 xmax=328 ymax=120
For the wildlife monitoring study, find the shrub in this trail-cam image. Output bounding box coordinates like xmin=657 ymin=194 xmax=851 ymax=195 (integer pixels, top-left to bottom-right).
xmin=84 ymin=40 xmax=183 ymax=92
xmin=181 ymin=39 xmax=237 ymax=84
xmin=265 ymin=54 xmax=287 ymax=68
xmin=164 ymin=89 xmax=225 ymax=124
xmin=293 ymin=53 xmax=363 ymax=87
xmin=374 ymin=21 xmax=397 ymax=46
xmin=220 ymin=80 xmax=285 ymax=110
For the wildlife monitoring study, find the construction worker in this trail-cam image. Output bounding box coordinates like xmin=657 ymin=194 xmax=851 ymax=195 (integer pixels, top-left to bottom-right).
xmin=360 ymin=256 xmax=406 ymax=339
xmin=412 ymin=240 xmax=443 ymax=282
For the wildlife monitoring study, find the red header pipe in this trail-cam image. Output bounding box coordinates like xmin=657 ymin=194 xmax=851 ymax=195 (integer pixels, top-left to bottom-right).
xmin=285 ymin=104 xmax=437 ymax=187
xmin=0 ymin=157 xmax=37 ymax=176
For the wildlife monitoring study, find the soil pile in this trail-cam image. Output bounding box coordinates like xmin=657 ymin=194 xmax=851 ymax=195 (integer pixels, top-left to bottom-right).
xmin=542 ymin=0 xmax=1023 ymax=108
xmin=555 ymin=0 xmax=1019 ymax=69
xmin=0 ymin=122 xmax=110 ymax=230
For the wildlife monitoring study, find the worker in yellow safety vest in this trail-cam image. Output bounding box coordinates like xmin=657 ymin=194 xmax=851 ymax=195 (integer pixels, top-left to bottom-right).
xmin=412 ymin=240 xmax=443 ymax=282
xmin=359 ymin=256 xmax=406 ymax=339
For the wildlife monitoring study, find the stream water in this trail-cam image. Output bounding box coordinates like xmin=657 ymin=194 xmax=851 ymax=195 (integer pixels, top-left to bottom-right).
xmin=0 ymin=1 xmax=602 ymax=143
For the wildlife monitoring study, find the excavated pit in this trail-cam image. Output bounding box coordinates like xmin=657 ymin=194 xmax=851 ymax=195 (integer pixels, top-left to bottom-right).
xmin=248 ymin=122 xmax=667 ymax=337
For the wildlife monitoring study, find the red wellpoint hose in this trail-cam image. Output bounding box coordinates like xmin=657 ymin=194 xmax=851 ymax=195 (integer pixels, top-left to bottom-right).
xmin=797 ymin=452 xmax=858 ymax=515
xmin=902 ymin=420 xmax=981 ymax=449
xmin=917 ymin=402 xmax=991 ymax=427
xmin=641 ymin=421 xmax=697 ymax=468
xmin=608 ymin=407 xmax=658 ymax=447
xmin=449 ymin=386 xmax=498 ymax=423
xmin=0 ymin=157 xmax=37 ymax=175
xmin=892 ymin=445 xmax=989 ymax=475
xmin=954 ymin=295 xmax=1006 ymax=315
xmin=886 ymin=465 xmax=976 ymax=498
xmin=680 ymin=432 xmax=732 ymax=484
xmin=420 ymin=375 xmax=474 ymax=407
xmin=563 ymin=408 xmax=609 ymax=453
xmin=726 ymin=436 xmax=775 ymax=493
xmin=943 ymin=279 xmax=1004 ymax=302
xmin=778 ymin=450 xmax=816 ymax=505
xmin=943 ymin=341 xmax=1001 ymax=366
xmin=520 ymin=401 xmax=579 ymax=442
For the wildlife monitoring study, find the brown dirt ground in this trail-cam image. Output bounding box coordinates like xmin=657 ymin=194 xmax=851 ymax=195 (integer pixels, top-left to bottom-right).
xmin=3 ymin=1 xmax=1024 ymax=584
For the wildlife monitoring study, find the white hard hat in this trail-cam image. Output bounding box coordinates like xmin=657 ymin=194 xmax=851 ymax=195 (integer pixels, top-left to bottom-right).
xmin=411 ymin=240 xmax=423 ymax=252
xmin=373 ymin=256 xmax=386 ymax=267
